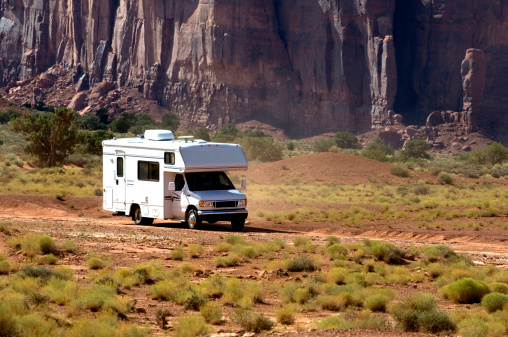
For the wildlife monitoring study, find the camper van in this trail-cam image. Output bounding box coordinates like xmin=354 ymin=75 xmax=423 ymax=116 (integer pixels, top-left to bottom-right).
xmin=102 ymin=129 xmax=248 ymax=230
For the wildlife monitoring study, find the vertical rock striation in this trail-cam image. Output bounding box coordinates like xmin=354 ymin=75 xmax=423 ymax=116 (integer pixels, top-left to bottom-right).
xmin=0 ymin=0 xmax=508 ymax=137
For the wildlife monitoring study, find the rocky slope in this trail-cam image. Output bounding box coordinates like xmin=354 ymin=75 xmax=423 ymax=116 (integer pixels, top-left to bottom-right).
xmin=0 ymin=0 xmax=507 ymax=139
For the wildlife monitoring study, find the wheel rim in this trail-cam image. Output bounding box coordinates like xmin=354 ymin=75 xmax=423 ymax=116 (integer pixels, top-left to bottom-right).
xmin=134 ymin=209 xmax=141 ymax=222
xmin=188 ymin=212 xmax=197 ymax=227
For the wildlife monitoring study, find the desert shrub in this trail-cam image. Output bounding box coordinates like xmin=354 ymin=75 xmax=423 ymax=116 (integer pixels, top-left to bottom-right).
xmin=439 ymin=278 xmax=490 ymax=304
xmin=60 ymin=240 xmax=78 ymax=253
xmin=363 ymin=294 xmax=390 ymax=312
xmin=19 ymin=266 xmax=67 ymax=283
xmin=418 ymin=310 xmax=456 ymax=334
xmin=174 ymin=315 xmax=212 ymax=337
xmin=212 ymin=123 xmax=241 ymax=143
xmin=0 ymin=108 xmax=20 ymax=124
xmin=390 ymin=165 xmax=410 ymax=178
xmin=241 ymin=136 xmax=283 ymax=162
xmin=199 ymin=301 xmax=222 ymax=324
xmin=188 ymin=244 xmax=203 ymax=258
xmin=402 ymin=139 xmax=431 ymax=159
xmin=0 ymin=260 xmax=10 ymax=275
xmin=160 ymin=113 xmax=180 ymax=131
xmin=155 ymin=309 xmax=172 ymax=329
xmin=150 ymin=280 xmax=177 ymax=301
xmin=133 ymin=261 xmax=169 ymax=284
xmin=16 ymin=313 xmax=61 ymax=337
xmin=39 ymin=253 xmax=58 ymax=265
xmin=437 ymin=172 xmax=454 ymax=185
xmin=317 ymin=294 xmax=351 ymax=311
xmin=469 ymin=142 xmax=508 ymax=166
xmin=285 ymin=256 xmax=320 ymax=272
xmin=389 ymin=293 xmax=446 ymax=332
xmin=325 ymin=244 xmax=349 ymax=260
xmin=363 ymin=138 xmax=394 ymax=162
xmin=327 ymin=268 xmax=347 ymax=285
xmin=424 ymin=245 xmax=459 ymax=263
xmin=199 ymin=275 xmax=227 ymax=298
xmin=168 ymin=245 xmax=185 ymax=261
xmin=457 ymin=318 xmax=506 ymax=337
xmin=326 ymin=236 xmax=340 ymax=246
xmin=74 ymin=285 xmax=117 ymax=312
xmin=234 ymin=310 xmax=274 ymax=333
xmin=87 ymin=257 xmax=106 ymax=270
xmin=335 ymin=131 xmax=362 ymax=149
xmin=481 ymin=293 xmax=508 ymax=313
xmin=313 ymin=138 xmax=336 ymax=153
xmin=225 ymin=234 xmax=246 ymax=245
xmin=276 ymin=305 xmax=296 ymax=325
xmin=489 ymin=283 xmax=508 ymax=294
xmin=20 ymin=235 xmax=58 ymax=257
xmin=212 ymin=254 xmax=240 ymax=268
xmin=41 ymin=278 xmax=78 ymax=305
xmin=223 ymin=279 xmax=263 ymax=308
xmin=368 ymin=242 xmax=405 ymax=264
xmin=316 ymin=315 xmax=352 ymax=330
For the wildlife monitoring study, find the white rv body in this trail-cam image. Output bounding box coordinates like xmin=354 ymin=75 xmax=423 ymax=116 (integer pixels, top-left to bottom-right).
xmin=102 ymin=130 xmax=248 ymax=230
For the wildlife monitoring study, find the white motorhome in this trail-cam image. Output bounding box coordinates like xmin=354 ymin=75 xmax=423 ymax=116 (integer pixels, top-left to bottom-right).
xmin=102 ymin=129 xmax=248 ymax=230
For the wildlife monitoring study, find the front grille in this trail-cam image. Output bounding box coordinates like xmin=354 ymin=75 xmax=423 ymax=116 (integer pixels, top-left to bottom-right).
xmin=214 ymin=201 xmax=237 ymax=208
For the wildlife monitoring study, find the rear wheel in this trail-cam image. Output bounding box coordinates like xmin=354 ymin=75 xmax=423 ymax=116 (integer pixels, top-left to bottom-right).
xmin=186 ymin=208 xmax=201 ymax=229
xmin=132 ymin=206 xmax=154 ymax=226
xmin=231 ymin=219 xmax=245 ymax=231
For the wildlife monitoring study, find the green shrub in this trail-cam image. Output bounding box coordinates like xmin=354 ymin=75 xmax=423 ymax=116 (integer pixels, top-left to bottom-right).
xmin=188 ymin=244 xmax=203 ymax=258
xmin=489 ymin=283 xmax=508 ymax=294
xmin=389 ymin=293 xmax=437 ymax=332
xmin=313 ymin=138 xmax=336 ymax=153
xmin=200 ymin=301 xmax=222 ymax=324
xmin=469 ymin=142 xmax=508 ymax=165
xmin=60 ymin=240 xmax=78 ymax=253
xmin=437 ymin=172 xmax=454 ymax=185
xmin=363 ymin=294 xmax=390 ymax=312
xmin=285 ymin=256 xmax=320 ymax=272
xmin=334 ymin=132 xmax=362 ymax=149
xmin=418 ymin=310 xmax=455 ymax=334
xmin=369 ymin=242 xmax=405 ymax=264
xmin=390 ymin=165 xmax=410 ymax=178
xmin=20 ymin=235 xmax=58 ymax=257
xmin=326 ymin=236 xmax=340 ymax=246
xmin=234 ymin=310 xmax=274 ymax=333
xmin=481 ymin=293 xmax=508 ymax=313
xmin=160 ymin=113 xmax=180 ymax=131
xmin=225 ymin=234 xmax=246 ymax=245
xmin=0 ymin=260 xmax=10 ymax=274
xmin=440 ymin=278 xmax=490 ymax=304
xmin=241 ymin=136 xmax=283 ymax=162
xmin=212 ymin=254 xmax=240 ymax=268
xmin=316 ymin=315 xmax=352 ymax=330
xmin=327 ymin=268 xmax=347 ymax=285
xmin=362 ymin=138 xmax=394 ymax=162
xmin=317 ymin=294 xmax=350 ymax=311
xmin=402 ymin=140 xmax=431 ymax=159
xmin=168 ymin=245 xmax=185 ymax=261
xmin=276 ymin=305 xmax=296 ymax=325
xmin=424 ymin=245 xmax=459 ymax=263
xmin=174 ymin=315 xmax=212 ymax=337
xmin=86 ymin=257 xmax=106 ymax=270
xmin=325 ymin=244 xmax=348 ymax=260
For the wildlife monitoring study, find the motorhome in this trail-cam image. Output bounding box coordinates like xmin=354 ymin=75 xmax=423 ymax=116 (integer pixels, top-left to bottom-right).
xmin=102 ymin=129 xmax=248 ymax=230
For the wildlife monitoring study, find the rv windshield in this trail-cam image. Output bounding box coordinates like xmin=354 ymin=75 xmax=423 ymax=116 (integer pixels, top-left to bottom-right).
xmin=185 ymin=172 xmax=235 ymax=191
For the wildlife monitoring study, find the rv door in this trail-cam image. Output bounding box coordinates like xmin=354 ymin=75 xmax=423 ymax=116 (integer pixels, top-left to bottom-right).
xmin=114 ymin=153 xmax=126 ymax=210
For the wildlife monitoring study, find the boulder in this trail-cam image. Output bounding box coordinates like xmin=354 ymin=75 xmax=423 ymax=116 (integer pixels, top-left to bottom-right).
xmin=379 ymin=128 xmax=403 ymax=149
xmin=92 ymin=82 xmax=116 ymax=97
xmin=68 ymin=92 xmax=88 ymax=111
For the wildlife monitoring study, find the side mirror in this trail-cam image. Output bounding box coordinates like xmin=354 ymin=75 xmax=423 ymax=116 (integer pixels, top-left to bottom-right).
xmin=240 ymin=178 xmax=247 ymax=190
xmin=168 ymin=182 xmax=175 ymax=191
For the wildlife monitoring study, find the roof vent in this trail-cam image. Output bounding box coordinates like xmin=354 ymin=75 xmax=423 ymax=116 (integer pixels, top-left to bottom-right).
xmin=144 ymin=130 xmax=175 ymax=141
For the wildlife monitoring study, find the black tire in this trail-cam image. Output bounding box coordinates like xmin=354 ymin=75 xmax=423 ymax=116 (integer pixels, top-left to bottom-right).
xmin=132 ymin=206 xmax=154 ymax=226
xmin=186 ymin=208 xmax=202 ymax=229
xmin=231 ymin=219 xmax=245 ymax=231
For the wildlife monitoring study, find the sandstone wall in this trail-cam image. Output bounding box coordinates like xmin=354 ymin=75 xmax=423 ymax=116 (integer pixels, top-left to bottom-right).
xmin=0 ymin=0 xmax=507 ymax=137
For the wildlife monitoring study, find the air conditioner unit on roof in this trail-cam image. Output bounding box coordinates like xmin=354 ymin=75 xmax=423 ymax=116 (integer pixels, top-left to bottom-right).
xmin=144 ymin=130 xmax=175 ymax=141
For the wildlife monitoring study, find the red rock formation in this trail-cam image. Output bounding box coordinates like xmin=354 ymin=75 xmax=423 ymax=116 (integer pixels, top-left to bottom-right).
xmin=0 ymin=0 xmax=507 ymax=138
xmin=461 ymin=49 xmax=486 ymax=132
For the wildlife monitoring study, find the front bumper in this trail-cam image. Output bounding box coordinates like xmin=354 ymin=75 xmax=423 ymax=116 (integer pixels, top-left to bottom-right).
xmin=197 ymin=209 xmax=248 ymax=222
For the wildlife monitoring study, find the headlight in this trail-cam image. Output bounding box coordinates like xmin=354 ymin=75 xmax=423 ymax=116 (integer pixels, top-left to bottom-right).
xmin=237 ymin=199 xmax=247 ymax=206
xmin=199 ymin=201 xmax=213 ymax=207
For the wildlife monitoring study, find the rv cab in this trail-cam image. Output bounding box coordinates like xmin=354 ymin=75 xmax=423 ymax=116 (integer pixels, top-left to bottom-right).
xmin=102 ymin=130 xmax=248 ymax=230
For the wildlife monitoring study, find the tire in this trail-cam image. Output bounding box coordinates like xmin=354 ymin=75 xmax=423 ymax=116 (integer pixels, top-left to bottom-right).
xmin=132 ymin=206 xmax=154 ymax=226
xmin=186 ymin=208 xmax=201 ymax=229
xmin=231 ymin=219 xmax=245 ymax=231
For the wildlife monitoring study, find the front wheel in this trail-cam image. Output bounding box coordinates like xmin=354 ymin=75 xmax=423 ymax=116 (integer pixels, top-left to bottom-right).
xmin=132 ymin=206 xmax=154 ymax=226
xmin=186 ymin=208 xmax=202 ymax=229
xmin=231 ymin=219 xmax=245 ymax=231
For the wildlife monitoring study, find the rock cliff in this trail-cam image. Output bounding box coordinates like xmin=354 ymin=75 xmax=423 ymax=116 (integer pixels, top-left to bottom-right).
xmin=0 ymin=0 xmax=507 ymax=138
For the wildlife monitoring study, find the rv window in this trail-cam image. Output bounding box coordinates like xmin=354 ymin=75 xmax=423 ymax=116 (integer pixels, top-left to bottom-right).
xmin=164 ymin=152 xmax=175 ymax=165
xmin=138 ymin=161 xmax=160 ymax=182
xmin=117 ymin=157 xmax=124 ymax=177
xmin=174 ymin=174 xmax=185 ymax=191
